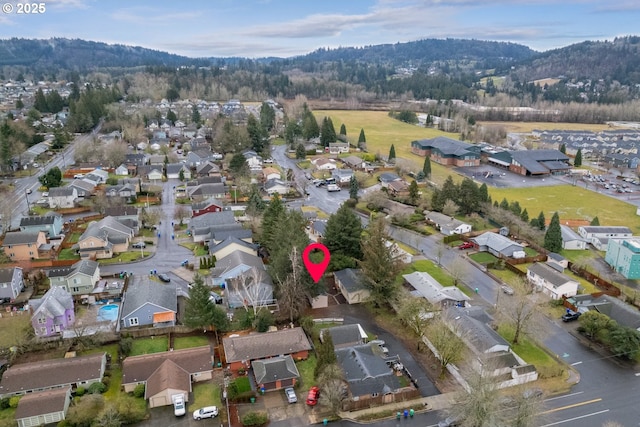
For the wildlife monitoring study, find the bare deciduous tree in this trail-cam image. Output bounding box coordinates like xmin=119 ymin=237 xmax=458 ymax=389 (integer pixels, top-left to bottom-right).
xmin=173 ymin=205 xmax=191 ymax=225
xmin=497 ymin=279 xmax=539 ymax=345
xmin=426 ymin=315 xmax=466 ymax=378
xmin=397 ymin=295 xmax=434 ymax=338
xmin=442 ymin=199 xmax=460 ymax=216
xmin=103 ymin=141 xmax=129 ymax=168
xmin=317 ymin=363 xmax=347 ymax=417
xmin=274 ymin=247 xmax=309 ymax=323
xmin=452 ymin=367 xmax=501 ymax=427
xmin=232 ymin=267 xmax=273 ymax=317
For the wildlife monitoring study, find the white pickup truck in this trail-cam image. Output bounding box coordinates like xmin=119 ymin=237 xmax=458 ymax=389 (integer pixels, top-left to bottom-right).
xmin=327 ymin=184 xmax=341 ymax=192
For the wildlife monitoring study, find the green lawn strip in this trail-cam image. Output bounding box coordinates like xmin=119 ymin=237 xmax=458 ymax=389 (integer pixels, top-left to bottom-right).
xmin=271 ymin=138 xmax=286 ymax=146
xmin=67 ymin=232 xmax=82 ymax=243
xmin=234 ymin=376 xmax=251 ymax=393
xmin=98 ymin=251 xmax=149 ymax=264
xmin=296 ymin=160 xmax=311 ymax=169
xmin=191 ymin=381 xmax=221 ymax=410
xmin=194 ymin=245 xmax=209 ymax=256
xmin=559 ymin=249 xmax=595 ymax=265
xmin=400 ymin=259 xmax=455 ymax=287
xmin=496 ymin=324 xmax=559 ymax=372
xmin=140 ymin=228 xmax=156 ymax=238
xmin=0 ymin=315 xmax=31 ymax=348
xmin=295 ymin=354 xmax=317 ymax=390
xmin=181 ymin=242 xmax=197 ymax=252
xmin=58 ymin=248 xmax=80 ymax=260
xmin=489 ymin=268 xmax=524 ymax=286
xmin=523 ymin=247 xmax=538 ymax=257
xmin=0 ymin=407 xmax=16 ymax=421
xmin=173 ymin=336 xmax=210 ymax=350
xmin=395 ymin=242 xmax=417 ymax=255
xmin=565 ymin=271 xmax=598 ymax=294
xmin=469 ymin=252 xmax=498 ymax=264
xmin=130 ymin=337 xmax=169 ymax=356
xmin=82 ymin=345 xmax=121 ymax=400
xmin=488 ymin=185 xmax=640 ymax=232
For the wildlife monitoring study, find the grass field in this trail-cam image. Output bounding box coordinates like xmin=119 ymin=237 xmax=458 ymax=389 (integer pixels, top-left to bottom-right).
xmin=488 ymin=185 xmax=640 ymax=232
xmin=173 ymin=335 xmax=209 ymax=350
xmin=0 ymin=313 xmax=30 ymax=348
xmin=477 ymin=121 xmax=618 ymax=133
xmin=296 ymin=354 xmax=317 ymax=390
xmin=130 ymin=336 xmax=169 ymax=356
xmin=192 ymin=381 xmax=222 ymax=411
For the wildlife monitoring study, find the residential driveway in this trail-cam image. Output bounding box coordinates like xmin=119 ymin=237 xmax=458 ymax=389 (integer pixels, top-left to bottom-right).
xmin=133 ymin=404 xmax=221 ymax=427
xmin=310 ymin=303 xmax=440 ymax=398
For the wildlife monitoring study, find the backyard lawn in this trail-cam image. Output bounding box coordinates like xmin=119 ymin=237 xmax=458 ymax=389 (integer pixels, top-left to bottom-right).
xmin=173 ymin=335 xmax=210 ymax=350
xmin=130 ymin=336 xmax=169 ymax=356
xmin=58 ymin=248 xmax=80 ymax=260
xmin=295 ymin=354 xmax=317 ymax=390
xmin=489 ymin=185 xmax=640 ymax=232
xmin=0 ymin=313 xmax=31 ymax=348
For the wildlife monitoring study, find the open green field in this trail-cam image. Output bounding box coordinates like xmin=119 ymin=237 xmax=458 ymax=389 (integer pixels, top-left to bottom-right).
xmin=319 ymin=110 xmax=461 ymax=185
xmin=489 ymin=185 xmax=640 ymax=233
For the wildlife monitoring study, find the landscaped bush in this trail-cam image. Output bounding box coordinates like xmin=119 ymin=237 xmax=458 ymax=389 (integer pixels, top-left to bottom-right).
xmin=56 ymin=421 xmax=72 ymax=427
xmin=119 ymin=336 xmax=133 ymax=357
xmin=228 ymin=377 xmax=256 ymax=403
xmin=242 ymin=411 xmax=269 ymax=426
xmin=116 ymin=395 xmax=147 ymax=424
xmin=132 ymin=384 xmax=145 ymax=398
xmin=0 ymin=398 xmax=9 ymax=409
xmin=74 ymin=387 xmax=86 ymax=397
xmin=101 ymin=377 xmax=111 ymax=388
xmin=8 ymin=396 xmax=19 ymax=408
xmin=88 ymin=381 xmax=107 ymax=394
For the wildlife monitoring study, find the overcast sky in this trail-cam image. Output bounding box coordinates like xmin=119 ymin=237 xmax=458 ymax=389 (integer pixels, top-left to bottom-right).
xmin=1 ymin=0 xmax=639 ymax=58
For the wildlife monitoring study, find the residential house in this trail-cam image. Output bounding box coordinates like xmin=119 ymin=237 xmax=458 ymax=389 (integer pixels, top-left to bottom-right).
xmin=166 ymin=163 xmax=192 ymax=180
xmin=121 ymin=346 xmax=213 ymax=408
xmin=527 ymin=262 xmax=579 ymax=299
xmin=332 ymin=168 xmax=354 ymax=184
xmin=470 ymin=232 xmax=524 ymax=258
xmin=188 ymin=211 xmax=245 ymax=244
xmin=328 ymin=142 xmax=349 ymax=154
xmin=342 ymin=155 xmax=363 ymax=169
xmin=321 ymin=324 xmax=368 ymax=349
xmin=387 ymin=180 xmax=409 ymax=197
xmin=186 ymin=149 xmax=215 ymax=168
xmin=125 ymin=153 xmax=146 ymax=168
xmin=196 ymin=161 xmax=221 ymax=178
xmin=114 ymin=164 xmax=129 ymax=176
xmin=103 ymin=207 xmax=139 ymax=231
xmin=560 ymin=225 xmax=588 ymax=250
xmin=0 ymin=353 xmax=107 ymax=398
xmin=47 ymin=259 xmax=101 ymax=296
xmin=335 ymin=343 xmax=403 ymax=404
xmin=77 ymin=216 xmax=134 ymax=259
xmin=0 ymin=267 xmax=23 ymax=301
xmin=547 ymin=252 xmax=569 ymax=270
xmin=567 ymin=293 xmax=640 ymax=330
xmin=83 ymin=169 xmax=108 ymax=184
xmin=262 ymin=167 xmax=281 ymax=181
xmin=605 ymin=237 xmax=640 ymax=279
xmin=47 ymin=187 xmax=77 ymax=209
xmin=117 ymin=178 xmax=142 ymax=193
xmin=137 ymin=166 xmax=163 ymax=182
xmin=333 ymin=268 xmax=370 ymax=305
xmin=604 ymin=153 xmax=640 ymax=169
xmin=103 ymin=183 xmax=137 ymax=202
xmin=411 ymin=137 xmax=481 ymax=167
xmin=19 ymin=212 xmax=63 ymax=237
xmin=425 ymin=211 xmax=472 ymax=236
xmin=209 ymin=236 xmax=256 ymax=260
xmin=2 ymin=231 xmax=47 ymax=261
xmin=310 ymin=220 xmax=327 ymax=242
xmin=252 ymin=356 xmax=300 ymax=392
xmin=403 ymin=271 xmax=470 ymax=307
xmin=211 ymin=250 xmax=273 ymax=308
xmin=148 ymin=155 xmax=166 ymax=166
xmin=30 ymin=287 xmax=74 ymax=338
xmin=15 ymin=387 xmax=72 ymax=427
xmin=245 ymin=154 xmax=263 ymax=172
xmin=313 ymin=158 xmax=337 ymax=171
xmin=192 ymin=198 xmax=225 ymax=217
xmin=187 ymin=183 xmax=227 ymax=200
xmin=264 ymin=178 xmax=289 ymax=195
xmin=222 ymin=327 xmax=311 ymax=372
xmin=378 ymin=172 xmax=401 ymax=187
xmin=68 ymin=179 xmax=96 ymax=198
xmin=120 ymin=276 xmax=177 ymax=329
xmin=578 ymin=225 xmax=633 ymax=251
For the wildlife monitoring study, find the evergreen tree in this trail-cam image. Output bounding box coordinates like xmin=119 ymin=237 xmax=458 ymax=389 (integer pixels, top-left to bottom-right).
xmin=166 ymin=109 xmax=177 ymax=125
xmin=520 ymin=208 xmax=529 ymax=223
xmin=295 ymin=143 xmax=306 ymax=159
xmin=247 ymin=114 xmax=266 ymax=154
xmin=229 ymin=153 xmax=249 ymax=176
xmin=184 ymin=275 xmax=229 ymax=332
xmin=339 ymin=124 xmax=346 ymax=136
xmin=530 ymin=218 xmax=539 ymax=229
xmin=500 ymin=197 xmax=509 ymax=210
xmin=408 ymin=180 xmax=419 ymax=204
xmin=478 ymin=183 xmax=489 ymax=203
xmin=537 ymin=211 xmax=546 ymax=230
xmin=246 ymin=185 xmax=266 ymax=217
xmin=349 ymin=175 xmax=359 ymax=201
xmin=315 ymin=332 xmax=337 ymax=377
xmin=302 ymin=107 xmax=320 ymax=140
xmin=559 ymin=143 xmax=567 ymax=154
xmin=590 ymin=216 xmax=600 ymax=226
xmin=38 ymin=167 xmax=62 ymax=188
xmin=358 ymin=128 xmax=366 ymax=144
xmin=458 ymin=177 xmax=480 ymax=215
xmin=259 ymin=102 xmax=275 ymax=132
xmin=33 ymin=88 xmax=48 ymax=112
xmin=261 ymin=194 xmax=286 ymax=248
xmin=544 ymin=212 xmax=563 ymax=253
xmin=15 ymin=97 xmax=24 ymax=109
xmin=323 ymin=203 xmax=363 ymax=261
xmin=509 ymin=201 xmax=522 ymax=216
xmin=320 ymin=117 xmax=337 ymax=146
xmin=574 ymin=148 xmax=583 ymax=167
xmin=422 ymin=156 xmax=431 ymax=178
xmin=388 ymin=144 xmax=396 ymax=162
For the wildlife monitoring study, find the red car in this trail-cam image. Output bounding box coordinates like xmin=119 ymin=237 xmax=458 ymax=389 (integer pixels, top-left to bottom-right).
xmin=306 ymin=386 xmax=320 ymax=406
xmin=458 ymin=242 xmax=474 ymax=250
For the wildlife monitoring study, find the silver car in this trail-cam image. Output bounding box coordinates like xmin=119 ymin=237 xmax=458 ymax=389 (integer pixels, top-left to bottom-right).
xmin=285 ymin=387 xmax=297 ymax=403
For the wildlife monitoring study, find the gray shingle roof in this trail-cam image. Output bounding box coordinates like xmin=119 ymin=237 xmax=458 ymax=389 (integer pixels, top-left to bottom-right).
xmin=322 ymin=324 xmax=367 ymax=348
xmin=222 ymin=328 xmax=311 ymax=363
xmin=252 ymin=355 xmax=300 ymax=384
xmin=509 ymin=149 xmax=569 ymax=174
xmin=580 ymin=226 xmax=632 ymax=235
xmin=31 ymin=286 xmax=73 ymax=319
xmin=335 ymin=343 xmax=400 ymax=397
xmin=333 ymin=269 xmax=364 ymax=293
xmin=72 ymin=259 xmax=99 ymax=277
xmin=448 ymin=306 xmax=510 ymax=354
xmin=189 ymin=211 xmax=236 ymax=230
xmin=471 ymin=232 xmax=523 ymax=253
xmin=14 ymin=387 xmax=70 ymax=419
xmin=80 ymin=216 xmax=133 ymax=244
xmin=122 ymin=346 xmax=212 ymax=386
xmin=527 ymin=262 xmax=575 ymax=288
xmin=2 ymin=231 xmax=42 ymax=246
xmin=47 ymin=187 xmax=76 ymax=197
xmin=192 ymin=198 xmax=225 ymax=211
xmin=0 ymin=267 xmax=19 ymax=283
xmin=212 ymin=250 xmax=265 ymax=277
xmin=120 ymin=276 xmax=177 ymax=319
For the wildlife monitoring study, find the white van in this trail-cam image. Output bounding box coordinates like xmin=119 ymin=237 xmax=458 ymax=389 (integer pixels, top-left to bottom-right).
xmin=193 ymin=406 xmax=218 ymax=420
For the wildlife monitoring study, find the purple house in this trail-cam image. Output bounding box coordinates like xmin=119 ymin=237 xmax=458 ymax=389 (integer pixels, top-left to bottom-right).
xmin=30 ymin=287 xmax=75 ymax=337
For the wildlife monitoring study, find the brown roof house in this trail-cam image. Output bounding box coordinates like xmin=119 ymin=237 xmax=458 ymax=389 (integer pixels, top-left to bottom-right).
xmin=0 ymin=353 xmax=107 ymax=398
xmin=222 ymin=327 xmax=311 ymax=372
xmin=15 ymin=386 xmax=72 ymax=427
xmin=252 ymin=355 xmax=301 ymax=392
xmin=121 ymin=346 xmax=213 ymax=408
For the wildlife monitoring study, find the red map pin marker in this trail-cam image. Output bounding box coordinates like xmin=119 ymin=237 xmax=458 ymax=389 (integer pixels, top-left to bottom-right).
xmin=302 ymin=243 xmax=331 ymax=283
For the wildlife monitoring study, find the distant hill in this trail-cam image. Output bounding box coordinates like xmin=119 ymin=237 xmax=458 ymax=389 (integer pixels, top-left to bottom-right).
xmin=511 ymin=36 xmax=640 ymax=85
xmin=0 ymin=38 xmax=206 ymax=70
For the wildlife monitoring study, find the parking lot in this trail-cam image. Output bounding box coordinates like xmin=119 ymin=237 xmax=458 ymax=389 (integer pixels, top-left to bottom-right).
xmin=455 ymin=165 xmax=565 ymax=188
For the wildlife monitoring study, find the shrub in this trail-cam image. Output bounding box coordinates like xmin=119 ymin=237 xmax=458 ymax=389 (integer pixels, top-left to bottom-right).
xmin=75 ymin=387 xmax=86 ymax=397
xmin=89 ymin=382 xmax=107 ymax=394
xmin=8 ymin=396 xmax=20 ymax=408
xmin=116 ymin=395 xmax=147 ymax=424
xmin=242 ymin=411 xmax=269 ymax=426
xmin=119 ymin=336 xmax=133 ymax=357
xmin=133 ymin=383 xmax=145 ymax=398
xmin=0 ymin=398 xmax=10 ymax=409
xmin=57 ymin=421 xmax=72 ymax=427
xmin=255 ymin=309 xmax=274 ymax=333
xmin=102 ymin=377 xmax=111 ymax=388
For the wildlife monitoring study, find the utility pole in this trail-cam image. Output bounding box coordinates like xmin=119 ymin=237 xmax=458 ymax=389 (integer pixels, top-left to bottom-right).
xmin=25 ymin=190 xmax=31 ymax=215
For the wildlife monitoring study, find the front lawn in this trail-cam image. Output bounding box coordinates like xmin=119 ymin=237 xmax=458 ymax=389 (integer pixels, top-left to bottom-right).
xmin=130 ymin=336 xmax=169 ymax=356
xmin=98 ymin=251 xmax=150 ymax=264
xmin=173 ymin=335 xmax=210 ymax=350
xmin=191 ymin=381 xmax=222 ymax=411
xmin=469 ymin=252 xmax=498 ymax=264
xmin=296 ymin=354 xmax=317 ymax=390
xmin=497 ymin=324 xmax=562 ymax=377
xmin=405 ymin=259 xmax=455 ymax=287
xmin=82 ymin=344 xmax=121 ymax=400
xmin=523 ymin=247 xmax=538 ymax=257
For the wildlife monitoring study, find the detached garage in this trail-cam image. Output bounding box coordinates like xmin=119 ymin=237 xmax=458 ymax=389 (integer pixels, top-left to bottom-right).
xmin=15 ymin=387 xmax=71 ymax=427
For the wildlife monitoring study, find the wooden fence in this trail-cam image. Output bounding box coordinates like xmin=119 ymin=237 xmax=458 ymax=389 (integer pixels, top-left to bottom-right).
xmin=568 ymin=262 xmax=621 ymax=296
xmin=342 ymin=388 xmax=421 ymax=412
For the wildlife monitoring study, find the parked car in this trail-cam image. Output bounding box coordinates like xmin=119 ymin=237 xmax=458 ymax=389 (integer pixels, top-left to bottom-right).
xmin=173 ymin=395 xmax=186 ymax=417
xmin=313 ymin=179 xmax=325 ymax=187
xmin=193 ymin=406 xmax=218 ymax=420
xmin=458 ymin=242 xmax=474 ymax=250
xmin=41 ymin=191 xmax=48 ymax=197
xmin=209 ymin=292 xmax=223 ymax=304
xmin=158 ymin=274 xmax=171 ymax=282
xmin=306 ymin=386 xmax=320 ymax=406
xmin=327 ymin=183 xmax=341 ymax=192
xmin=562 ymin=311 xmax=581 ymax=322
xmin=132 ymin=242 xmax=146 ymax=249
xmin=74 ymin=173 xmax=85 ymax=179
xmin=26 ymin=188 xmax=32 ymax=194
xmin=285 ymin=387 xmax=297 ymax=404
xmin=500 ymin=285 xmax=514 ymax=295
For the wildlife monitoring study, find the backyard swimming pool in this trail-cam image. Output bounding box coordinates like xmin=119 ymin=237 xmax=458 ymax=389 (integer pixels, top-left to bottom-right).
xmin=97 ymin=304 xmax=119 ymax=322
